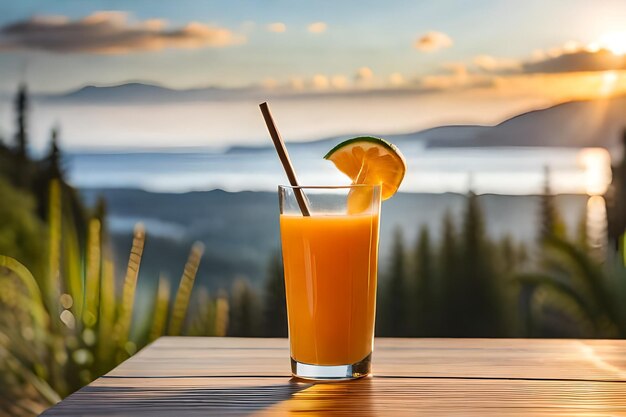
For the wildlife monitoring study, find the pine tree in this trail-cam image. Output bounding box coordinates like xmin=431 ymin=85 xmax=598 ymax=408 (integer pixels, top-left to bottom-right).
xmin=0 ymin=132 xmax=12 ymax=178
xmin=500 ymin=234 xmax=516 ymax=273
xmin=263 ymin=252 xmax=287 ymax=337
xmin=413 ymin=225 xmax=434 ymax=336
xmin=606 ymin=130 xmax=626 ymax=255
xmin=46 ymin=126 xmax=63 ymax=180
xmin=380 ymin=227 xmax=408 ymax=336
xmin=438 ymin=210 xmax=459 ymax=335
xmin=14 ymin=83 xmax=28 ymax=159
xmin=459 ymin=191 xmax=501 ymax=336
xmin=228 ymin=277 xmax=262 ymax=337
xmin=12 ymin=83 xmax=32 ymax=188
xmin=539 ymin=166 xmax=565 ymax=242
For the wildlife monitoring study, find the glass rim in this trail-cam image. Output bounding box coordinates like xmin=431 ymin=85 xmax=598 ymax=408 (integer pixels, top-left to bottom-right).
xmin=278 ymin=184 xmax=381 ymax=190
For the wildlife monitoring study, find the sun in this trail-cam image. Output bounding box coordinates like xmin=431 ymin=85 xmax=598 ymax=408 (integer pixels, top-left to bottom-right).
xmin=597 ymin=31 xmax=626 ymax=55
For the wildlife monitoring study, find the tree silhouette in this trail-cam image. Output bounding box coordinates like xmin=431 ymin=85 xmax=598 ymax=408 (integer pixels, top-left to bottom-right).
xmin=606 ymin=130 xmax=626 ymax=255
xmin=380 ymin=227 xmax=409 ymax=336
xmin=14 ymin=83 xmax=28 ymax=159
xmin=457 ymin=191 xmax=503 ymax=336
xmin=45 ymin=126 xmax=64 ymax=180
xmin=263 ymin=251 xmax=287 ymax=337
xmin=413 ymin=225 xmax=434 ymax=336
xmin=12 ymin=83 xmax=32 ymax=188
xmin=539 ymin=166 xmax=565 ymax=242
xmin=438 ymin=209 xmax=459 ymax=335
xmin=228 ymin=277 xmax=262 ymax=337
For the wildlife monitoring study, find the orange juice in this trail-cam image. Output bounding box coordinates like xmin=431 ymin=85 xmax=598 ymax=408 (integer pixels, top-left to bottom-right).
xmin=280 ymin=213 xmax=379 ymax=365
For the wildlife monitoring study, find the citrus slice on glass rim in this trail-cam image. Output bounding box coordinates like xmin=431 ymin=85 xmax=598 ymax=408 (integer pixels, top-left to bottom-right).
xmin=324 ymin=136 xmax=407 ymax=200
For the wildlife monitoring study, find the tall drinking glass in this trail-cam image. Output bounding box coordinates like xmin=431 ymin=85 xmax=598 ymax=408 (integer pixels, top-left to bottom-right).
xmin=278 ymin=184 xmax=382 ymax=380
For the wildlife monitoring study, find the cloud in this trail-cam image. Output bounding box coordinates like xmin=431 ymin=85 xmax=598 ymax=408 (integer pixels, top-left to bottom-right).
xmin=521 ymin=48 xmax=626 ymax=74
xmin=415 ymin=40 xmax=626 ymax=99
xmin=389 ymin=72 xmax=405 ymax=86
xmin=0 ymin=11 xmax=244 ymax=54
xmin=262 ymin=78 xmax=278 ymax=89
xmin=473 ymin=42 xmax=626 ymax=75
xmin=266 ymin=22 xmax=286 ymax=33
xmin=312 ymin=74 xmax=330 ymax=89
xmin=355 ymin=66 xmax=373 ymax=81
xmin=414 ymin=31 xmax=452 ymax=52
xmin=421 ymin=62 xmax=494 ymax=90
xmin=307 ymin=22 xmax=327 ymax=34
xmin=330 ymin=75 xmax=348 ymax=89
xmin=289 ymin=77 xmax=305 ymax=91
xmin=473 ymin=55 xmax=521 ymax=72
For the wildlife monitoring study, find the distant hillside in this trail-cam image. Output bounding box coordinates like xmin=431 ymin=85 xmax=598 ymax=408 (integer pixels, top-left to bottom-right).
xmin=43 ymin=82 xmax=625 ymax=148
xmin=427 ymin=95 xmax=626 ymax=148
xmin=225 ymin=96 xmax=625 ymax=151
xmin=81 ymin=188 xmax=586 ymax=291
xmin=44 ymin=82 xmax=261 ymax=103
xmin=225 ymin=124 xmax=492 ymax=155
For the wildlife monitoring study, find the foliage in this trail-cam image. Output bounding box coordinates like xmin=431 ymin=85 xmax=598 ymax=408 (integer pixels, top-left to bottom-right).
xmin=539 ymin=166 xmax=566 ymax=242
xmin=378 ymin=227 xmax=409 ymax=336
xmin=517 ymin=237 xmax=626 ymax=338
xmin=1 ymin=83 xmax=624 ymax=417
xmin=412 ymin=226 xmax=435 ymax=336
xmin=263 ymin=252 xmax=288 ymax=337
xmin=0 ymin=176 xmax=46 ymax=280
xmin=0 ymin=179 xmax=209 ymax=416
xmin=378 ymin=192 xmax=518 ymax=338
xmin=228 ymin=277 xmax=262 ymax=337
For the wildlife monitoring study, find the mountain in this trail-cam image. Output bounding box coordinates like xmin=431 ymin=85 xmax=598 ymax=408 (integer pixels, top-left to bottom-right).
xmin=427 ymin=95 xmax=626 ymax=148
xmin=43 ymin=82 xmax=261 ymax=103
xmin=226 ymin=95 xmax=625 ymax=151
xmin=59 ymin=83 xmax=178 ymax=102
xmin=42 ymin=82 xmax=625 ymax=148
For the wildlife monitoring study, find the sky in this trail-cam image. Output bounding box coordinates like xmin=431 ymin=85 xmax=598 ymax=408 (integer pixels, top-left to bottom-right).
xmin=0 ymin=0 xmax=625 ymax=92
xmin=0 ymin=0 xmax=625 ymax=149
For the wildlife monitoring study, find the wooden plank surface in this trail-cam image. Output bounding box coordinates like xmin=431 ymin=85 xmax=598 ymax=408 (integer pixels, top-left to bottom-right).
xmin=43 ymin=337 xmax=626 ymax=416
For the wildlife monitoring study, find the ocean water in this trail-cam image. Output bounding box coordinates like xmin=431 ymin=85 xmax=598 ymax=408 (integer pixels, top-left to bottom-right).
xmin=66 ymin=145 xmax=603 ymax=195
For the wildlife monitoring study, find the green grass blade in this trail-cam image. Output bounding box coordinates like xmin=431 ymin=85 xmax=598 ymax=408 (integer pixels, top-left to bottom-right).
xmin=114 ymin=223 xmax=145 ymax=356
xmin=167 ymin=242 xmax=204 ymax=335
xmin=47 ymin=179 xmax=62 ymax=319
xmin=214 ymin=290 xmax=229 ymax=337
xmin=83 ymin=219 xmax=101 ymax=328
xmin=62 ymin=215 xmax=83 ymax=322
xmin=0 ymin=255 xmax=48 ymax=329
xmin=96 ymin=249 xmax=116 ymax=375
xmin=148 ymin=275 xmax=170 ymax=342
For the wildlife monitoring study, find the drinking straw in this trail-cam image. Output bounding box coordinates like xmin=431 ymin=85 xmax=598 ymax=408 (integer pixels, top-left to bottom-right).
xmin=259 ymin=102 xmax=311 ymax=216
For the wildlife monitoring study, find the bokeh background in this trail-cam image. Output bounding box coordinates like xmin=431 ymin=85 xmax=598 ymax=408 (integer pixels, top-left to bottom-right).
xmin=0 ymin=1 xmax=625 ymax=415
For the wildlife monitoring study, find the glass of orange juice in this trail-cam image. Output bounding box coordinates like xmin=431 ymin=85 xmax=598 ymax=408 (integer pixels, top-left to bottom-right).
xmin=279 ymin=184 xmax=382 ymax=380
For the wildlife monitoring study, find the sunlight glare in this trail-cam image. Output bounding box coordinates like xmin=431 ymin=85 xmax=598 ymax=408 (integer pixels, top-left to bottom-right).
xmin=600 ymin=71 xmax=618 ymax=96
xmin=577 ymin=148 xmax=612 ymax=195
xmin=597 ymin=31 xmax=626 ymax=55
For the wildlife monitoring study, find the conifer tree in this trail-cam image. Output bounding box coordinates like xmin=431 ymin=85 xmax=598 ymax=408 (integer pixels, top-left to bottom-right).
xmin=228 ymin=277 xmax=262 ymax=337
xmin=12 ymin=83 xmax=31 ymax=187
xmin=539 ymin=166 xmax=565 ymax=242
xmin=459 ymin=191 xmax=501 ymax=336
xmin=413 ymin=225 xmax=434 ymax=336
xmin=438 ymin=209 xmax=459 ymax=335
xmin=14 ymin=83 xmax=28 ymax=159
xmin=500 ymin=235 xmax=516 ymax=273
xmin=606 ymin=130 xmax=626 ymax=254
xmin=381 ymin=227 xmax=408 ymax=336
xmin=46 ymin=126 xmax=63 ymax=180
xmin=263 ymin=252 xmax=287 ymax=337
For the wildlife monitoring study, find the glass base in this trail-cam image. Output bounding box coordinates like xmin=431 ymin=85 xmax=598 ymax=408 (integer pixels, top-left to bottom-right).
xmin=291 ymin=353 xmax=371 ymax=381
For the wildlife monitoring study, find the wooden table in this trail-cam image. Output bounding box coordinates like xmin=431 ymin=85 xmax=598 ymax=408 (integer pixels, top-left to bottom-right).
xmin=43 ymin=337 xmax=626 ymax=416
